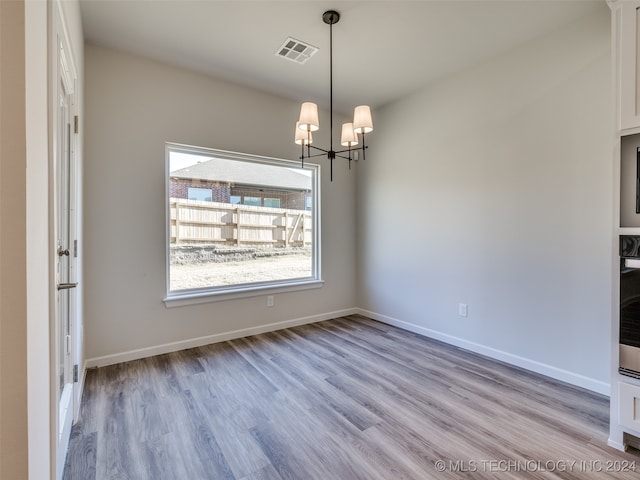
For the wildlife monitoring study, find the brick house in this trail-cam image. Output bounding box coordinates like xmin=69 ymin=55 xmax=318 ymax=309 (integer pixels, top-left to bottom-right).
xmin=170 ymin=157 xmax=311 ymax=210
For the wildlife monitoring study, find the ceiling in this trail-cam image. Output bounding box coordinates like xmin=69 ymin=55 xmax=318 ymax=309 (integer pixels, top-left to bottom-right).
xmin=79 ymin=0 xmax=605 ymax=114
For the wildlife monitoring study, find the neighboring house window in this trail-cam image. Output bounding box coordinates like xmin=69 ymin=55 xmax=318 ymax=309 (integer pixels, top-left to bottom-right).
xmin=243 ymin=196 xmax=261 ymax=207
xmin=263 ymin=198 xmax=281 ymax=208
xmin=166 ymin=143 xmax=321 ymax=304
xmin=188 ymin=187 xmax=212 ymax=202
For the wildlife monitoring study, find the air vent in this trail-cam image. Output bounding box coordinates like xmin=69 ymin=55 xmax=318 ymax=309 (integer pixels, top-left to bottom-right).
xmin=275 ymin=37 xmax=318 ymax=64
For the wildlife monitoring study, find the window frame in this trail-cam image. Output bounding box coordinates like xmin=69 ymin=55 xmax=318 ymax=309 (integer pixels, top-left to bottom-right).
xmin=164 ymin=143 xmax=323 ymax=307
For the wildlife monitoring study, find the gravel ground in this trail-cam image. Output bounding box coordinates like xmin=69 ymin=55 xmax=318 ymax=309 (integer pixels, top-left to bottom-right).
xmin=170 ymin=253 xmax=312 ymax=290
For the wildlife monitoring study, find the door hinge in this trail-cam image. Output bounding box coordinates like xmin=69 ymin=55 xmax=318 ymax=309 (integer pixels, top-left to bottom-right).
xmin=73 ymin=239 xmax=78 ymax=258
xmin=73 ymin=364 xmax=79 ymax=383
xmin=74 ymin=115 xmax=78 ymax=134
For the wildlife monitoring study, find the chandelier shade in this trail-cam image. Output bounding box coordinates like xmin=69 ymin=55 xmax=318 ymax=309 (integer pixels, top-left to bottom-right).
xmin=295 ymin=121 xmax=313 ymax=145
xmin=293 ymin=9 xmax=374 ymax=181
xmin=353 ymin=105 xmax=374 ymax=134
xmin=298 ymin=102 xmax=320 ymax=132
xmin=340 ymin=123 xmax=358 ymax=147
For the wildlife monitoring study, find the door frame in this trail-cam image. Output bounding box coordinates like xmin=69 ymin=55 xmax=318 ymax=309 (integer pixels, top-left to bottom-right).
xmin=50 ymin=2 xmax=79 ymax=478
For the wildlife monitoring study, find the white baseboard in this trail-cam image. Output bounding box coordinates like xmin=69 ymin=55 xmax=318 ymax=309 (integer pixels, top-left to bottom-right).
xmin=357 ymin=308 xmax=611 ymax=397
xmin=85 ymin=308 xmax=358 ymax=368
xmin=608 ymin=438 xmax=625 ymax=451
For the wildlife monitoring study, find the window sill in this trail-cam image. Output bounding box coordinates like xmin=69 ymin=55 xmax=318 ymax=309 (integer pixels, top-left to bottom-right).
xmin=163 ymin=279 xmax=324 ymax=308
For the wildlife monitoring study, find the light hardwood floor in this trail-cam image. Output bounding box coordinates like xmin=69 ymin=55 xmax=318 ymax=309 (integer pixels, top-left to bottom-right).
xmin=64 ymin=315 xmax=639 ymax=479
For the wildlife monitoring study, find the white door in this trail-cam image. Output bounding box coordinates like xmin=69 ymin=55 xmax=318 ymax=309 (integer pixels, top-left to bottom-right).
xmin=53 ymin=13 xmax=78 ymax=479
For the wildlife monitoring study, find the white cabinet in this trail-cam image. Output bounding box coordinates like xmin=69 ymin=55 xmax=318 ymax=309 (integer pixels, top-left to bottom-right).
xmin=619 ymin=1 xmax=640 ymax=132
xmin=619 ymin=381 xmax=640 ymax=433
xmin=610 ymin=0 xmax=640 ymax=451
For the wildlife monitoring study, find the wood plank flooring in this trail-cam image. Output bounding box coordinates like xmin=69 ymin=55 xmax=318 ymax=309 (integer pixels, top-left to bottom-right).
xmin=64 ymin=315 xmax=639 ymax=479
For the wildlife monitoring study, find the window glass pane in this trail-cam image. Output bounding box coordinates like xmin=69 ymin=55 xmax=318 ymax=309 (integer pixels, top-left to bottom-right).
xmin=243 ymin=197 xmax=261 ymax=206
xmin=263 ymin=198 xmax=281 ymax=208
xmin=188 ymin=187 xmax=212 ymax=202
xmin=167 ymin=145 xmax=319 ymax=295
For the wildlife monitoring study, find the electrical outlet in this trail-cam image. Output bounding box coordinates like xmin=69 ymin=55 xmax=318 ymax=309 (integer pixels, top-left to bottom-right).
xmin=267 ymin=295 xmax=274 ymax=307
xmin=458 ymin=303 xmax=468 ymax=317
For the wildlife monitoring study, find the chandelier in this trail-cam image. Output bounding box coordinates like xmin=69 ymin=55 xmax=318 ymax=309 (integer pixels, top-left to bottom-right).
xmin=294 ymin=10 xmax=373 ymax=181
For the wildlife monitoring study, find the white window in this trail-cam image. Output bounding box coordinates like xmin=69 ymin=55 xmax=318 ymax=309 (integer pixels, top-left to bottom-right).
xmin=165 ymin=143 xmax=322 ymax=305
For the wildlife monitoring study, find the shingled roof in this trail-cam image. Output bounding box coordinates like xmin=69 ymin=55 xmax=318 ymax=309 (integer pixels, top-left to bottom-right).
xmin=171 ymin=157 xmax=311 ymax=191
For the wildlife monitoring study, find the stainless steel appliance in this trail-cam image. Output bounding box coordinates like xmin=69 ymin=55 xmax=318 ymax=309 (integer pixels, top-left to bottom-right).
xmin=620 ymin=236 xmax=640 ymax=378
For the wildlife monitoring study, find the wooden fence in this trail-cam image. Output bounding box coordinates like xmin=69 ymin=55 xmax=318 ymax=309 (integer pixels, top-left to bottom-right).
xmin=169 ymin=198 xmax=312 ymax=247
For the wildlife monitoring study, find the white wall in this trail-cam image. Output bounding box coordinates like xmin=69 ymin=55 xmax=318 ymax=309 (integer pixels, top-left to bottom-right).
xmin=84 ymin=44 xmax=356 ymax=362
xmin=357 ymin=7 xmax=612 ymax=394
